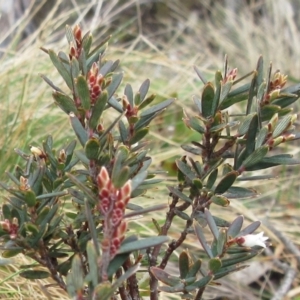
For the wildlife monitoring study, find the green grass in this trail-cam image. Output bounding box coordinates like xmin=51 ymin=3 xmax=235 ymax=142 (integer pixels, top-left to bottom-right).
xmin=1 ymin=0 xmax=300 ymax=299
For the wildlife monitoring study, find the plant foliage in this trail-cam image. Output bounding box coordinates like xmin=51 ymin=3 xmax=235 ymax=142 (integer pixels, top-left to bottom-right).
xmin=0 ymin=25 xmax=299 ymax=300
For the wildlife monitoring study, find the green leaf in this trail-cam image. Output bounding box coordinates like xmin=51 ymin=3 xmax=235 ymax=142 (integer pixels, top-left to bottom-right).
xmin=221 ymin=251 xmax=257 ymax=268
xmin=194 ymin=222 xmax=213 ymax=258
xmin=185 ymin=275 xmax=214 ymax=292
xmin=255 ymin=126 xmax=268 ymax=149
xmin=85 ymin=138 xmax=100 ymax=160
xmin=176 ymin=160 xmax=196 ymax=182
xmin=210 ymin=195 xmax=230 ymax=207
xmin=224 ymin=186 xmax=257 ymax=198
xmin=140 ymin=98 xmax=174 ymax=117
xmin=237 ymin=113 xmax=257 ymax=136
xmin=272 ymin=95 xmax=299 ymax=108
xmin=187 ymin=260 xmax=201 ymax=278
xmin=93 ymin=282 xmax=114 ymax=300
xmin=139 ymin=79 xmax=150 ymax=102
xmin=260 ymin=104 xmax=281 ymax=121
xmin=69 ymin=113 xmax=88 ymax=147
xmin=107 ymin=72 xmax=123 ymax=100
xmin=150 ymin=267 xmax=181 ymax=286
xmin=219 ymin=80 xmax=233 ymax=105
xmin=208 ymin=258 xmax=222 ymax=273
xmin=89 ymin=91 xmax=108 ymax=130
xmin=113 ymin=166 xmax=130 ymax=189
xmin=179 ymin=251 xmax=190 ymax=279
xmin=214 ymin=171 xmax=238 ymax=194
xmin=2 ymin=249 xmax=23 ymax=258
xmin=76 ymin=75 xmax=91 ymax=111
xmin=130 ymin=127 xmax=149 ymax=145
xmin=217 ymin=228 xmax=227 ymax=256
xmin=241 ymin=146 xmax=268 ymax=169
xmin=137 ymin=93 xmax=156 ymax=110
xmin=228 ymin=215 xmax=244 ymax=238
xmin=214 ymin=265 xmax=248 ymax=280
xmin=245 ymin=114 xmax=258 ymax=157
xmin=238 ymin=221 xmax=261 ymax=236
xmin=118 ymin=236 xmax=169 ymax=254
xmin=20 ymin=270 xmax=50 ymax=279
xmin=272 ymin=114 xmax=294 ymax=138
xmin=167 ymin=186 xmax=192 ymax=204
xmin=201 ymin=82 xmax=214 ymax=118
xmin=66 ymin=255 xmax=84 ymax=295
xmin=52 ymin=91 xmax=78 ymax=115
xmin=23 ymin=190 xmax=36 ymax=208
xmin=205 ymin=208 xmax=219 ymax=240
xmin=184 ymin=116 xmax=206 ymax=134
xmin=48 ymin=49 xmax=73 ymax=89
xmin=206 ymin=169 xmax=218 ymax=189
xmin=124 ymin=84 xmax=134 ymax=106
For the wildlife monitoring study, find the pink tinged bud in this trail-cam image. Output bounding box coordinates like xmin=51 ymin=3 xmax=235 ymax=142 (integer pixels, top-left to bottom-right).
xmin=236 ymin=232 xmax=268 ymax=248
xmin=89 ymin=74 xmax=96 ymax=85
xmin=111 ymin=208 xmax=124 ymax=226
xmin=283 ymin=133 xmax=295 ymax=141
xmin=97 ymin=167 xmax=110 ymax=189
xmin=73 ymin=24 xmax=82 ymax=42
xmin=92 ymin=85 xmax=100 ymax=94
xmin=120 ymin=181 xmax=132 ymax=199
xmin=91 ymin=62 xmax=99 ymax=76
xmin=99 ymin=198 xmax=110 ymax=214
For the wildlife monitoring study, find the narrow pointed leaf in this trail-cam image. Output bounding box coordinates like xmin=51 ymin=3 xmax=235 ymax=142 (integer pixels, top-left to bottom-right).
xmin=228 ymin=215 xmax=244 ymax=238
xmin=76 ymin=75 xmax=90 ymax=110
xmin=214 ymin=171 xmax=238 ymax=194
xmin=194 ymin=222 xmax=213 ymax=258
xmin=167 ymin=186 xmax=192 ymax=204
xmin=205 ymin=208 xmax=219 ymax=240
xmin=140 ymin=98 xmax=174 ymax=117
xmin=107 ymin=72 xmax=123 ymax=100
xmin=209 ymin=258 xmax=222 ymax=273
xmin=53 ymin=91 xmax=78 ymax=115
xmin=139 ymin=79 xmax=150 ymax=101
xmin=89 ymin=91 xmax=108 ymax=129
xmin=201 ymin=82 xmax=214 ymax=118
xmin=242 ymin=146 xmax=268 ymax=169
xmin=48 ymin=49 xmax=73 ymax=89
xmin=179 ymin=251 xmax=190 ymax=279
xmin=150 ymin=267 xmax=181 ymax=286
xmin=69 ymin=113 xmax=88 ymax=147
xmin=20 ymin=270 xmax=50 ymax=279
xmin=185 ymin=275 xmax=214 ymax=292
xmin=118 ymin=236 xmax=169 ymax=254
xmin=238 ymin=221 xmax=261 ymax=236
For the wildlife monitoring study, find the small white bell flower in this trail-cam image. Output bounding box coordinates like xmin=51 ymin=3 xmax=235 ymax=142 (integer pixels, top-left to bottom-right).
xmin=236 ymin=232 xmax=268 ymax=248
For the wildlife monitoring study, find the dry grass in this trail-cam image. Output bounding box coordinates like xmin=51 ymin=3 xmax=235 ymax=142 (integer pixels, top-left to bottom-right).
xmin=0 ymin=0 xmax=300 ymax=299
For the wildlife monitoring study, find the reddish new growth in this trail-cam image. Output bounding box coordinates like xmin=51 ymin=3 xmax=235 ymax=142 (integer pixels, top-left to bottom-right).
xmin=69 ymin=24 xmax=83 ymax=59
xmin=97 ymin=167 xmax=131 ymax=260
xmin=223 ymin=68 xmax=237 ymax=84
xmin=87 ymin=62 xmax=104 ymax=104
xmin=0 ymin=218 xmax=19 ymax=239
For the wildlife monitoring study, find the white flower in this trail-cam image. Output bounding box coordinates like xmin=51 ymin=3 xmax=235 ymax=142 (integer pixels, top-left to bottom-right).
xmin=236 ymin=232 xmax=268 ymax=248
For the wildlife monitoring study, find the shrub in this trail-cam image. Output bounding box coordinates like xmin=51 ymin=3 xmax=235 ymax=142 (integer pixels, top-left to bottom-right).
xmin=1 ymin=25 xmax=299 ymax=300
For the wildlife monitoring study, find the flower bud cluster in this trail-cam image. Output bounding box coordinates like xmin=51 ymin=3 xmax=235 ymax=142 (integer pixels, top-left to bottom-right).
xmin=87 ymin=62 xmax=104 ymax=104
xmin=0 ymin=218 xmax=19 ymax=239
xmin=264 ymin=71 xmax=288 ymax=104
xmin=97 ymin=167 xmax=131 ymax=259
